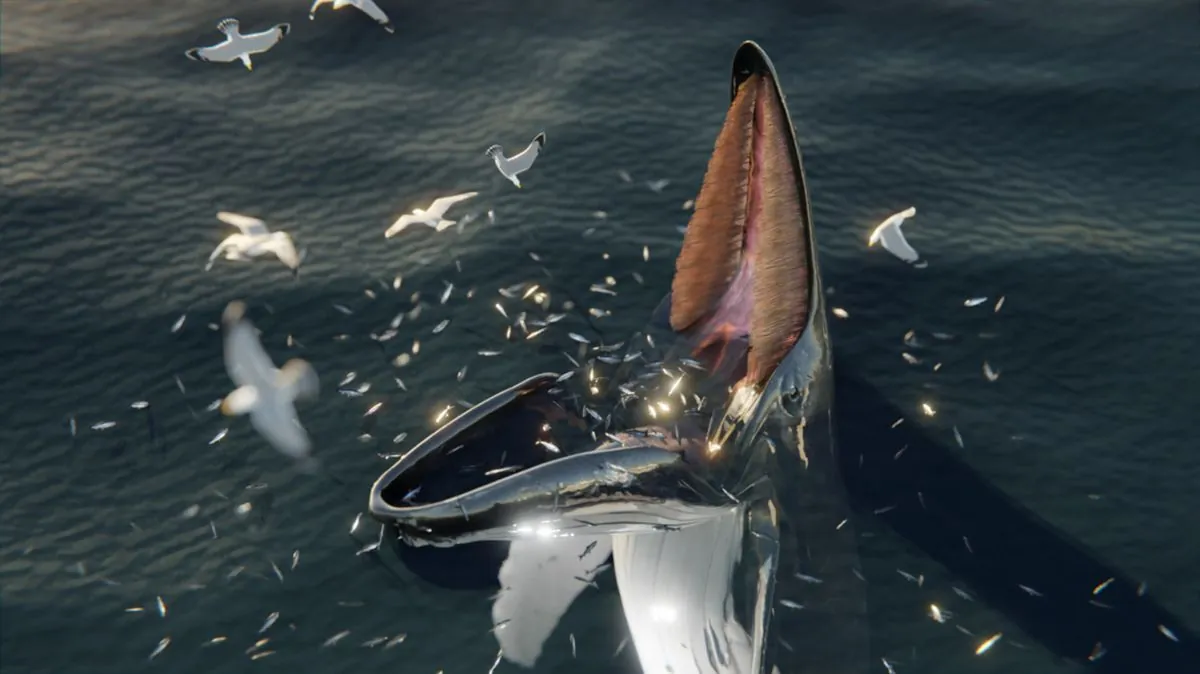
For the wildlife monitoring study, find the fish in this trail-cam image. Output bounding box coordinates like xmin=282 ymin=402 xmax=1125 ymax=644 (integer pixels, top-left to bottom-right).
xmin=365 ymin=40 xmax=1200 ymax=674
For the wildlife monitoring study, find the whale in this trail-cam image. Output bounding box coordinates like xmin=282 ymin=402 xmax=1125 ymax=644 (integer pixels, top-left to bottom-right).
xmin=367 ymin=41 xmax=1198 ymax=674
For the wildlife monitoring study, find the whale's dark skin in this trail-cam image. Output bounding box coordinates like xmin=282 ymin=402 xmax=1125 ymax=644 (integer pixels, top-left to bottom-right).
xmin=368 ymin=41 xmax=1198 ymax=673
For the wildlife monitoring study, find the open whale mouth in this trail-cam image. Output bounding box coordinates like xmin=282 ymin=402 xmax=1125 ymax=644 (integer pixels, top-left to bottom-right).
xmin=368 ymin=43 xmax=820 ymax=547
xmin=669 ymin=46 xmax=817 ymax=394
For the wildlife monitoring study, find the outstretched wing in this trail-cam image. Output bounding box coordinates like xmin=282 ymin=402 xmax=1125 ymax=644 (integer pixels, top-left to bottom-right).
xmin=188 ymin=38 xmax=239 ymax=63
xmin=264 ymin=233 xmax=300 ymax=269
xmin=217 ymin=211 xmax=269 ymax=236
xmin=356 ymin=0 xmax=393 ymax=27
xmin=877 ymin=224 xmax=919 ymax=262
xmin=249 ymin=395 xmax=312 ymax=459
xmin=425 ymin=192 xmax=479 ymax=219
xmin=222 ymin=301 xmax=278 ymax=388
xmin=492 ymin=535 xmax=612 ymax=667
xmin=385 ymin=213 xmax=421 ymax=238
xmin=240 ymin=24 xmax=290 ymax=55
xmin=505 ymin=133 xmax=545 ymax=174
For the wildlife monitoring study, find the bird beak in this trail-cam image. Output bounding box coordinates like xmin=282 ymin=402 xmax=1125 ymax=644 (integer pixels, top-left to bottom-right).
xmin=219 ymin=397 xmax=235 ymax=416
xmin=245 ymin=62 xmax=253 ymax=72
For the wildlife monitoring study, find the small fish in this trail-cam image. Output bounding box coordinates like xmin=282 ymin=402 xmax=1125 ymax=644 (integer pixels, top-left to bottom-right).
xmin=569 ymin=633 xmax=577 ymax=658
xmin=156 ymin=596 xmax=167 ymax=617
xmin=209 ymin=428 xmax=229 ymax=445
xmin=69 ymin=416 xmax=77 ymax=437
xmin=350 ymin=513 xmax=362 ymax=534
xmin=323 ymin=630 xmax=351 ymax=647
xmin=174 ymin=375 xmax=186 ymax=394
xmin=478 ymin=350 xmax=501 ymax=357
xmin=92 ymin=421 xmax=116 ymax=431
xmin=953 ymin=426 xmax=964 ymax=448
xmin=994 ymin=296 xmax=1006 ymax=313
xmin=291 ymin=550 xmax=300 ymax=570
xmin=433 ymin=319 xmax=450 ymax=334
xmin=982 ymin=361 xmax=1000 ymax=382
xmin=1093 ymin=577 xmax=1114 ymax=595
xmin=365 ymin=402 xmax=383 ymax=417
xmin=964 ymin=297 xmax=988 ymax=307
xmin=333 ymin=304 xmax=353 ymax=315
xmin=441 ymin=282 xmax=454 ymax=304
xmin=920 ymin=403 xmax=935 ymax=416
xmin=1158 ymin=624 xmax=1179 ymax=642
xmin=131 ymin=400 xmax=150 ymax=410
xmin=568 ymin=332 xmax=590 ymax=344
xmin=537 ymin=440 xmax=562 ymax=453
xmin=779 ymin=599 xmax=804 ymax=610
xmin=259 ymin=612 xmax=279 ymax=634
xmin=928 ymin=604 xmax=950 ymax=623
xmin=171 ymin=314 xmax=187 ymax=333
xmin=485 ymin=466 xmax=522 ymax=477
xmin=402 ymin=486 xmax=421 ymax=504
xmin=270 ymin=561 xmax=284 ymax=583
xmin=148 ymin=637 xmax=170 ymax=661
xmin=181 ymin=504 xmax=200 ymax=519
xmin=975 ymin=632 xmax=1003 ymax=655
xmin=832 ymin=307 xmax=849 ymax=319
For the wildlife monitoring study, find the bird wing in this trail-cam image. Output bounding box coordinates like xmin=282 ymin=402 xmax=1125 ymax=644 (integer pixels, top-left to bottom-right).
xmin=425 ymin=192 xmax=479 ymax=219
xmin=385 ymin=213 xmax=420 ymax=238
xmin=504 ymin=133 xmax=544 ymax=174
xmin=355 ymin=0 xmax=392 ymax=25
xmin=223 ymin=303 xmax=279 ymax=388
xmin=192 ymin=38 xmax=240 ymax=63
xmin=877 ymin=224 xmax=920 ymax=262
xmin=240 ymin=24 xmax=290 ymax=55
xmin=249 ymin=395 xmax=312 ymax=459
xmin=309 ymin=0 xmax=331 ymax=14
xmin=206 ymin=235 xmax=240 ymax=269
xmin=264 ymin=234 xmax=300 ymax=269
xmin=277 ymin=359 xmax=320 ymax=402
xmin=217 ymin=211 xmax=270 ymax=236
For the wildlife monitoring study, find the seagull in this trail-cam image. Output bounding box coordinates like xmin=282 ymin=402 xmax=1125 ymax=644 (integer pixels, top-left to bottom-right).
xmin=309 ymin=0 xmax=395 ymax=33
xmin=385 ymin=192 xmax=479 ymax=238
xmin=868 ymin=206 xmax=926 ymax=267
xmin=485 ymin=132 xmax=546 ymax=189
xmin=185 ymin=19 xmax=290 ymax=72
xmin=206 ymin=211 xmax=304 ymax=275
xmin=220 ymin=301 xmax=321 ymax=472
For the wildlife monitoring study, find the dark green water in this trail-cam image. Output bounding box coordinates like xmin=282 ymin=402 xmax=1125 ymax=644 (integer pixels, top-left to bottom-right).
xmin=2 ymin=1 xmax=1199 ymax=673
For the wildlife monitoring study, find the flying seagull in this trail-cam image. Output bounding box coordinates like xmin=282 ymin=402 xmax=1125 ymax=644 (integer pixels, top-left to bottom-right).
xmin=185 ymin=19 xmax=290 ymax=72
xmin=385 ymin=192 xmax=479 ymax=238
xmin=485 ymin=132 xmax=546 ymax=189
xmin=309 ymin=0 xmax=395 ymax=33
xmin=868 ymin=206 xmax=926 ymax=267
xmin=220 ymin=301 xmax=321 ymax=472
xmin=206 ymin=211 xmax=304 ymax=274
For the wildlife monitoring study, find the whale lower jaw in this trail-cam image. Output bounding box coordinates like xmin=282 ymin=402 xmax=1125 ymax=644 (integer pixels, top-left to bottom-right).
xmin=494 ymin=504 xmax=770 ymax=674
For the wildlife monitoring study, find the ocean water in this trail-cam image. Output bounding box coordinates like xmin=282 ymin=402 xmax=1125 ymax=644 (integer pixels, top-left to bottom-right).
xmin=2 ymin=0 xmax=1199 ymax=672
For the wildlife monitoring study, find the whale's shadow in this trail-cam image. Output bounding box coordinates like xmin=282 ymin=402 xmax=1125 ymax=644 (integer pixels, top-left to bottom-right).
xmin=387 ymin=359 xmax=1198 ymax=671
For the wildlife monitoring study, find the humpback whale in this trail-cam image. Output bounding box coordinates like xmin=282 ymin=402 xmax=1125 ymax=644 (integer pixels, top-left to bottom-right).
xmin=368 ymin=41 xmax=1198 ymax=674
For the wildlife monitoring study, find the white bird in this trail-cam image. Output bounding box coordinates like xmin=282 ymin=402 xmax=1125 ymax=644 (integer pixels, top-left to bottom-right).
xmin=309 ymin=0 xmax=394 ymax=33
xmin=206 ymin=211 xmax=304 ymax=274
xmin=220 ymin=301 xmax=321 ymax=472
xmin=485 ymin=132 xmax=546 ymax=189
xmin=385 ymin=192 xmax=478 ymax=238
xmin=868 ymin=206 xmax=926 ymax=267
xmin=185 ymin=19 xmax=290 ymax=72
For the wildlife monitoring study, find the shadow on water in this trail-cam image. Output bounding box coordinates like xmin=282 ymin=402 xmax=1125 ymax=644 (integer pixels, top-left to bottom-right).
xmin=370 ymin=250 xmax=1200 ymax=672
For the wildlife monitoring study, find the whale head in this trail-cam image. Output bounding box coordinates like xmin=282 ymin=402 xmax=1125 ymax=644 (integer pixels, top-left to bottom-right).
xmin=369 ymin=41 xmax=860 ymax=674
